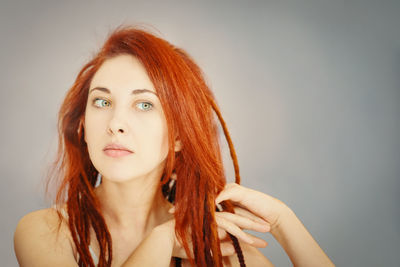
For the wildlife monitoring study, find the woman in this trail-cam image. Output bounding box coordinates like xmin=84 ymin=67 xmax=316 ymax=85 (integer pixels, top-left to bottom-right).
xmin=14 ymin=26 xmax=334 ymax=266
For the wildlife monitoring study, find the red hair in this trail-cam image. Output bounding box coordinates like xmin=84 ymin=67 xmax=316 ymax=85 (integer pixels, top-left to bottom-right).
xmin=48 ymin=25 xmax=243 ymax=267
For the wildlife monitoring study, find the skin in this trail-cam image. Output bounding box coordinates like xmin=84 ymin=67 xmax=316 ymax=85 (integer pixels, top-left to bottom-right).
xmin=14 ymin=54 xmax=334 ymax=267
xmin=214 ymin=184 xmax=335 ymax=267
xmin=83 ymin=54 xmax=176 ymax=265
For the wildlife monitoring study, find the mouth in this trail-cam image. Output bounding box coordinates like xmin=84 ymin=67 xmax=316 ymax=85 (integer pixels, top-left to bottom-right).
xmin=103 ymin=143 xmax=133 ymax=158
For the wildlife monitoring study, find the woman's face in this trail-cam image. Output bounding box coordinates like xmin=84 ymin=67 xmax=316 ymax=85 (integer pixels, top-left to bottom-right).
xmin=84 ymin=54 xmax=169 ymax=182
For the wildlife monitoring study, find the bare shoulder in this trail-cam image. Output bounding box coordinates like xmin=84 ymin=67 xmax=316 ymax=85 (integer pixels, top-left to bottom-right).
xmin=14 ymin=208 xmax=78 ymax=267
xmin=223 ymin=241 xmax=274 ymax=267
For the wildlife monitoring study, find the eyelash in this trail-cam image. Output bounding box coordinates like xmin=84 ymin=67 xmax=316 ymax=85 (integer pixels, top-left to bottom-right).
xmin=92 ymin=98 xmax=154 ymax=111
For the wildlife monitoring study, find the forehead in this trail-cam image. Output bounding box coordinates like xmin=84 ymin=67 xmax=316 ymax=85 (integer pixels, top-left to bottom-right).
xmin=90 ymin=54 xmax=156 ymax=93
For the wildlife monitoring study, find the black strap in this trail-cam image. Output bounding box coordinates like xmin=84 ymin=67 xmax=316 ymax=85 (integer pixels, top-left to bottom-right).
xmin=174 ymin=257 xmax=182 ymax=267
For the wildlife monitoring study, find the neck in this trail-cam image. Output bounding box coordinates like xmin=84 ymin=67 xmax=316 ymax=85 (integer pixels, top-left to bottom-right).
xmin=94 ymin=172 xmax=173 ymax=237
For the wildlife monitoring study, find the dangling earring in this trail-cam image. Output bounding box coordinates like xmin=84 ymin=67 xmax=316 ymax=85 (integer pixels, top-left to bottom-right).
xmin=162 ymin=172 xmax=177 ymax=204
xmin=168 ymin=172 xmax=177 ymax=190
xmin=95 ymin=173 xmax=102 ymax=188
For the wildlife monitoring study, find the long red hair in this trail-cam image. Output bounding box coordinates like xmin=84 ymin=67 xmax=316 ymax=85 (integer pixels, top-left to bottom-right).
xmin=48 ymin=25 xmax=243 ymax=267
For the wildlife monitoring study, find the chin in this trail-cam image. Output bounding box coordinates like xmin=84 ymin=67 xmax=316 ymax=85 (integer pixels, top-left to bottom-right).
xmin=99 ymin=167 xmax=162 ymax=184
xmin=91 ymin=157 xmax=166 ymax=183
xmin=99 ymin=169 xmax=141 ymax=183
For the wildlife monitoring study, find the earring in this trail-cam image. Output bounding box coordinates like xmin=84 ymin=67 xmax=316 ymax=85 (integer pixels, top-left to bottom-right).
xmin=95 ymin=173 xmax=102 ymax=188
xmin=168 ymin=172 xmax=177 ymax=190
xmin=162 ymin=172 xmax=177 ymax=204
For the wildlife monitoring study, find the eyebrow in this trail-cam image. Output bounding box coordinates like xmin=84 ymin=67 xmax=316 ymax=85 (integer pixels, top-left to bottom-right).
xmin=89 ymin=87 xmax=157 ymax=96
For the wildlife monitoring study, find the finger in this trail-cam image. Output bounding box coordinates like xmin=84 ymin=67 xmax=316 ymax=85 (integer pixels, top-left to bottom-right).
xmin=216 ymin=211 xmax=270 ymax=233
xmin=218 ymin=227 xmax=228 ymax=240
xmin=215 ymin=215 xmax=255 ymax=245
xmin=233 ymin=206 xmax=270 ymax=225
xmin=241 ymin=233 xmax=268 ymax=248
xmin=216 ymin=184 xmax=272 ymax=223
xmin=215 ymin=183 xmax=244 ymax=205
xmin=218 ymin=226 xmax=268 ymax=249
xmin=223 ymin=229 xmax=268 ymax=248
xmin=220 ymin=241 xmax=235 ymax=257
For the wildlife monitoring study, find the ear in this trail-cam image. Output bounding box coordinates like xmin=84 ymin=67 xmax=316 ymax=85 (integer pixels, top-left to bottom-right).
xmin=174 ymin=138 xmax=182 ymax=152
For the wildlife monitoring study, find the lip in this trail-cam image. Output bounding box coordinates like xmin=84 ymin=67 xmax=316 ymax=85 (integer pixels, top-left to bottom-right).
xmin=103 ymin=143 xmax=133 ymax=158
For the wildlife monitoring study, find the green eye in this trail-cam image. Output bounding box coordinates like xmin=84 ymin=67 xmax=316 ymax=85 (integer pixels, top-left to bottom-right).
xmin=136 ymin=102 xmax=153 ymax=111
xmin=93 ymin=98 xmax=111 ymax=108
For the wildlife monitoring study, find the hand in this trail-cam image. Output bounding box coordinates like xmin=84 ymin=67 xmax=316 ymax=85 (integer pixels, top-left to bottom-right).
xmin=155 ymin=218 xmax=243 ymax=259
xmin=214 ymin=184 xmax=335 ymax=266
xmin=215 ymin=183 xmax=289 ymax=232
xmin=214 ymin=206 xmax=270 ymax=248
xmin=166 ymin=189 xmax=274 ymax=258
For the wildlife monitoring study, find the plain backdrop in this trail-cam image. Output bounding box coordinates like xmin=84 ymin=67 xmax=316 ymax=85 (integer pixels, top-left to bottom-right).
xmin=1 ymin=0 xmax=399 ymax=266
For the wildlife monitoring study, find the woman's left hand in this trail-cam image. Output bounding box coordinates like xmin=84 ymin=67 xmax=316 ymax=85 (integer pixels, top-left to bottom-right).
xmin=169 ymin=183 xmax=334 ymax=266
xmin=213 ymin=183 xmax=290 ymax=247
xmin=215 ymin=183 xmax=335 ymax=267
xmin=169 ymin=183 xmax=281 ymax=250
xmin=214 ymin=205 xmax=270 ymax=248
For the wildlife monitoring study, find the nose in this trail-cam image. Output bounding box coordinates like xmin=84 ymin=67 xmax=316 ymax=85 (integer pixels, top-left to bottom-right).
xmin=107 ymin=111 xmax=128 ymax=135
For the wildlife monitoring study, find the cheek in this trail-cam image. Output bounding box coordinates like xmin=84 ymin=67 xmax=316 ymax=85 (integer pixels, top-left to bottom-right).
xmin=84 ymin=111 xmax=106 ymax=145
xmin=138 ymin=115 xmax=169 ymax=158
xmin=159 ymin=120 xmax=170 ymax=159
xmin=158 ymin=115 xmax=169 ymax=153
xmin=159 ymin=125 xmax=169 ymax=157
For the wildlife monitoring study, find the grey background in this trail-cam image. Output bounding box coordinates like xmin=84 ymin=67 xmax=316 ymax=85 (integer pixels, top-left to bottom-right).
xmin=1 ymin=0 xmax=399 ymax=266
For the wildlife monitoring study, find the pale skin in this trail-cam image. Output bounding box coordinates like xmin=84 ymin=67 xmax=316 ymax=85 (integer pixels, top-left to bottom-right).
xmin=14 ymin=54 xmax=334 ymax=266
